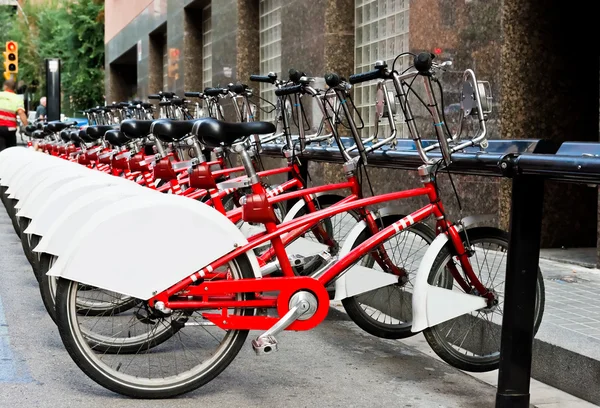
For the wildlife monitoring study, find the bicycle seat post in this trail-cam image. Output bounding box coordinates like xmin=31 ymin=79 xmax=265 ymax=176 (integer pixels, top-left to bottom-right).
xmin=233 ymin=142 xmax=260 ymax=185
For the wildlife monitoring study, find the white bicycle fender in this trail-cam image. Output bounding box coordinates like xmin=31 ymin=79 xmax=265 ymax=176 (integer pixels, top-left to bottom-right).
xmin=281 ymin=192 xmax=345 ymax=223
xmin=14 ymin=169 xmax=85 ymax=212
xmin=411 ymin=220 xmax=490 ymax=333
xmin=0 ymin=147 xmax=35 ymax=182
xmin=4 ymin=159 xmax=45 ymax=194
xmin=333 ymin=207 xmax=403 ymax=301
xmin=282 ymin=195 xmax=314 ymax=223
xmin=17 ymin=169 xmax=124 ymax=219
xmin=34 ymin=184 xmax=154 ymax=256
xmin=333 ymin=219 xmax=367 ymax=300
xmin=24 ymin=177 xmax=135 ymax=236
xmin=47 ymin=193 xmax=260 ymax=300
xmin=7 ymin=158 xmax=69 ymax=199
xmin=1 ymin=150 xmax=46 ymax=188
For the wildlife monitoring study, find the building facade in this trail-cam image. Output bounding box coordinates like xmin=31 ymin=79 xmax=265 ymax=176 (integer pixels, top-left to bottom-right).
xmin=104 ymin=0 xmax=600 ymax=262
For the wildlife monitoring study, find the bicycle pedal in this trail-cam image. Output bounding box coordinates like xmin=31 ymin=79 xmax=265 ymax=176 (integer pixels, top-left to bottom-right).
xmin=251 ymin=335 xmax=278 ymax=355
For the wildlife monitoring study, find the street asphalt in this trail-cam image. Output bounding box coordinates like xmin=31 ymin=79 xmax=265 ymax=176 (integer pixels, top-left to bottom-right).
xmin=0 ymin=209 xmax=498 ymax=408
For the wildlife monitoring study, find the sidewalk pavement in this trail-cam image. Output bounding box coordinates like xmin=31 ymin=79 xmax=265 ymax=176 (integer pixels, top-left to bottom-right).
xmin=328 ymin=248 xmax=600 ymax=407
xmin=419 ymin=251 xmax=600 ymax=407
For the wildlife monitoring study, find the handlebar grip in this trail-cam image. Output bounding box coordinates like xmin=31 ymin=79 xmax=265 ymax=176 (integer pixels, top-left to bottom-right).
xmin=348 ymin=69 xmax=384 ymax=84
xmin=141 ymin=102 xmax=153 ymax=109
xmin=184 ymin=92 xmax=202 ymax=97
xmin=131 ymin=100 xmax=142 ymax=105
xmin=160 ymin=91 xmax=175 ymax=99
xmin=158 ymin=101 xmax=171 ymax=106
xmin=148 ymin=94 xmax=161 ymax=100
xmin=250 ymin=73 xmax=277 ymax=84
xmin=414 ymin=52 xmax=434 ymax=73
xmin=324 ymin=73 xmax=342 ymax=88
xmin=274 ymin=84 xmax=303 ymax=96
xmin=204 ymin=87 xmax=226 ymax=96
xmin=288 ymin=68 xmax=304 ymax=83
xmin=228 ymin=83 xmax=247 ymax=94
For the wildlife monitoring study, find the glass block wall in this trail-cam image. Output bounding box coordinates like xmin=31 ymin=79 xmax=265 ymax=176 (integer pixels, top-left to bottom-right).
xmin=354 ymin=0 xmax=410 ymax=138
xmin=259 ymin=0 xmax=282 ymax=121
xmin=202 ymin=4 xmax=212 ymax=89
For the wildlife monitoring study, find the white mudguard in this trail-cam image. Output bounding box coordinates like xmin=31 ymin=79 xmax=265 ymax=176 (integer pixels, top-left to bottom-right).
xmin=17 ymin=169 xmax=126 ymax=219
xmin=24 ymin=176 xmax=136 ymax=237
xmin=13 ymin=157 xmax=88 ymax=198
xmin=281 ymin=192 xmax=343 ymax=223
xmin=410 ymin=215 xmax=495 ymax=333
xmin=280 ymin=192 xmax=344 ymax=258
xmin=410 ymin=233 xmax=486 ymax=332
xmin=281 ymin=194 xmax=316 ymax=223
xmin=333 ymin=208 xmax=403 ymax=301
xmin=2 ymin=155 xmax=46 ymax=191
xmin=14 ymin=168 xmax=85 ymax=212
xmin=0 ymin=147 xmax=35 ymax=182
xmin=7 ymin=158 xmax=69 ymax=199
xmin=47 ymin=193 xmax=261 ymax=300
xmin=34 ymin=184 xmax=154 ymax=256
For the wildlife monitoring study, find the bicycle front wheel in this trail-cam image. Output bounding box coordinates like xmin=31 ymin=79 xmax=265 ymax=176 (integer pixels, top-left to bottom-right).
xmin=342 ymin=216 xmax=434 ymax=339
xmin=423 ymin=226 xmax=545 ymax=372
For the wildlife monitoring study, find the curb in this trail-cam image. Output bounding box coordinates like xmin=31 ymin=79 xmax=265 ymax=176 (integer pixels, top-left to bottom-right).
xmin=531 ymin=336 xmax=600 ymax=405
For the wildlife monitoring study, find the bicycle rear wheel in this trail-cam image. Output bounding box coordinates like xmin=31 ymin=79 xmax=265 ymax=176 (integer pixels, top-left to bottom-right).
xmin=55 ymin=254 xmax=255 ymax=398
xmin=423 ymin=226 xmax=545 ymax=372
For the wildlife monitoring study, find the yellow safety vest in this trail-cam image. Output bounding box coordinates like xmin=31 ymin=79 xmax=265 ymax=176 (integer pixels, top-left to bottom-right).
xmin=0 ymin=91 xmax=24 ymax=128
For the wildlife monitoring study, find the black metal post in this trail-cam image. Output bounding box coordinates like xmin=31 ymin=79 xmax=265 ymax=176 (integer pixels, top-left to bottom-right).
xmin=496 ymin=175 xmax=545 ymax=408
xmin=45 ymin=58 xmax=61 ymax=121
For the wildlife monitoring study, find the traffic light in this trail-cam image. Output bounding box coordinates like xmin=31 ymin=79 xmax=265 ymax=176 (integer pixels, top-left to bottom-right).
xmin=3 ymin=41 xmax=18 ymax=80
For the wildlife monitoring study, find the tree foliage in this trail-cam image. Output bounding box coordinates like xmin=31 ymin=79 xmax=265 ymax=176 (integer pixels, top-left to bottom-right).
xmin=0 ymin=0 xmax=104 ymax=115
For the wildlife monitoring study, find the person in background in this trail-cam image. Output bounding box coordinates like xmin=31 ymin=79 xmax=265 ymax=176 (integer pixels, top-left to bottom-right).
xmin=0 ymin=79 xmax=28 ymax=152
xmin=35 ymin=96 xmax=47 ymax=120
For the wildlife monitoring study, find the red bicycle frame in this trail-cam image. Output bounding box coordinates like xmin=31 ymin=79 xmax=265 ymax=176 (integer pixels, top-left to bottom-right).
xmin=149 ymin=177 xmax=489 ymax=333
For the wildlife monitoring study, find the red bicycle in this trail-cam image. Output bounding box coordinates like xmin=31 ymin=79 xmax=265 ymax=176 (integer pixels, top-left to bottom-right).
xmin=49 ymin=53 xmax=545 ymax=399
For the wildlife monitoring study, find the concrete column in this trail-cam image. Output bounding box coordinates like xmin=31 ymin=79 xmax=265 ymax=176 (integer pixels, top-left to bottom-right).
xmin=148 ymin=28 xmax=166 ymax=96
xmin=500 ymin=0 xmax=599 ymax=248
xmin=136 ymin=38 xmax=150 ymax=100
xmin=236 ymin=0 xmax=259 ymax=86
xmin=166 ymin=3 xmax=185 ymax=95
xmin=323 ymin=0 xmax=354 ymax=76
xmin=183 ymin=6 xmax=204 ymax=93
xmin=211 ymin=0 xmax=238 ymax=87
xmin=209 ymin=0 xmax=238 ymax=120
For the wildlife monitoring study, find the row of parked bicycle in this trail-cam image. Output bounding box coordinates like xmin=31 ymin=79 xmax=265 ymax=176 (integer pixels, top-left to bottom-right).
xmin=0 ymin=52 xmax=545 ymax=399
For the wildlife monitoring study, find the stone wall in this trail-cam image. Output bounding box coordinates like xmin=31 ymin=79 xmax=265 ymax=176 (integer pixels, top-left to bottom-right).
xmin=104 ymin=0 xmax=600 ymax=258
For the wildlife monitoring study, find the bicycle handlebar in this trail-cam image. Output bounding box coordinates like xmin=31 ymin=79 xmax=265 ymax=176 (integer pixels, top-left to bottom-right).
xmin=250 ymin=72 xmax=277 ymax=84
xmin=274 ymin=84 xmax=303 ymax=96
xmin=184 ymin=92 xmax=203 ymax=98
xmin=348 ymin=69 xmax=385 ymax=84
xmin=228 ymin=83 xmax=248 ymax=94
xmin=204 ymin=87 xmax=227 ymax=97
